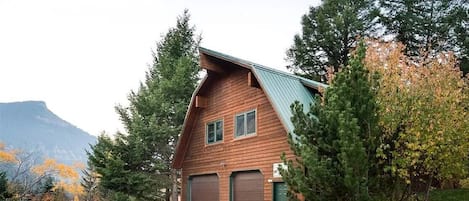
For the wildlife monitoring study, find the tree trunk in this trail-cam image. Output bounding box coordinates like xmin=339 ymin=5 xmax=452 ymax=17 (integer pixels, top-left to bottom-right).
xmin=424 ymin=175 xmax=433 ymax=201
xmin=171 ymin=169 xmax=178 ymax=201
xmin=165 ymin=188 xmax=171 ymax=201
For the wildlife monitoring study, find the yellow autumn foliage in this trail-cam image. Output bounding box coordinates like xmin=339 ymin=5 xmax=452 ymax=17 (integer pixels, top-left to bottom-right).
xmin=365 ymin=40 xmax=469 ymax=183
xmin=0 ymin=142 xmax=17 ymax=163
xmin=1 ymin=141 xmax=85 ymax=200
xmin=32 ymin=158 xmax=84 ymax=199
xmin=32 ymin=158 xmax=80 ymax=179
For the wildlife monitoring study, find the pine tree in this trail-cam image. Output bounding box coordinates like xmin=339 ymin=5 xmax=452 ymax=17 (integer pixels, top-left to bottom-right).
xmin=455 ymin=7 xmax=469 ymax=75
xmin=0 ymin=171 xmax=12 ymax=200
xmin=81 ymin=162 xmax=100 ymax=201
xmin=41 ymin=176 xmax=55 ymax=193
xmin=286 ymin=0 xmax=377 ymax=82
xmin=88 ymin=10 xmax=200 ymax=200
xmin=378 ymin=0 xmax=468 ymax=74
xmin=36 ymin=176 xmax=55 ymax=201
xmin=281 ymin=41 xmax=383 ymax=200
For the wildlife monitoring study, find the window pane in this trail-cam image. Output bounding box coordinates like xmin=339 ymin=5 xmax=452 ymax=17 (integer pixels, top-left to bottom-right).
xmin=246 ymin=111 xmax=256 ymax=134
xmin=236 ymin=115 xmax=245 ymax=137
xmin=216 ymin=121 xmax=223 ymax=141
xmin=207 ymin=123 xmax=215 ymax=143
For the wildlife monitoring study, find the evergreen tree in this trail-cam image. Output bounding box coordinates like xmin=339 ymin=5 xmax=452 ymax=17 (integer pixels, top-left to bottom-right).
xmin=281 ymin=42 xmax=383 ymax=200
xmin=36 ymin=176 xmax=55 ymax=201
xmin=88 ymin=10 xmax=200 ymax=201
xmin=286 ymin=0 xmax=377 ymax=82
xmin=0 ymin=171 xmax=12 ymax=200
xmin=455 ymin=7 xmax=469 ymax=75
xmin=378 ymin=0 xmax=468 ymax=74
xmin=36 ymin=176 xmax=54 ymax=196
xmin=45 ymin=177 xmax=54 ymax=193
xmin=81 ymin=161 xmax=100 ymax=201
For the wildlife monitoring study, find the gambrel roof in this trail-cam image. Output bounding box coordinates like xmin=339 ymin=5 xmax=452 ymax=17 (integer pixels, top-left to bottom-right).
xmin=172 ymin=47 xmax=327 ymax=168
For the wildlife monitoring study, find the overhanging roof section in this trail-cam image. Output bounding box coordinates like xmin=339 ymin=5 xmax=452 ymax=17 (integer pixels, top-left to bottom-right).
xmin=251 ymin=65 xmax=315 ymax=133
xmin=198 ymin=47 xmax=327 ymax=134
xmin=172 ymin=47 xmax=327 ymax=168
xmin=199 ymin=47 xmax=253 ymax=69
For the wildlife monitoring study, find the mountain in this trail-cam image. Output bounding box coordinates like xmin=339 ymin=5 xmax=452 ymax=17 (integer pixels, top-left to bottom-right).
xmin=0 ymin=101 xmax=96 ymax=165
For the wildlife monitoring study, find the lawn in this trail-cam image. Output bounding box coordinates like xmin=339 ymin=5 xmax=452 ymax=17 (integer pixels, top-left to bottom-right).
xmin=425 ymin=188 xmax=469 ymax=201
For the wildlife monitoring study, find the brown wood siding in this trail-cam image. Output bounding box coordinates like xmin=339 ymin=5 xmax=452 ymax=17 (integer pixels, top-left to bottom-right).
xmin=181 ymin=68 xmax=296 ymax=201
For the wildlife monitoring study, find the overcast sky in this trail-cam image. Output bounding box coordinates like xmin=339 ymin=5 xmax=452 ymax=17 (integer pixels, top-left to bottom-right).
xmin=0 ymin=0 xmax=320 ymax=136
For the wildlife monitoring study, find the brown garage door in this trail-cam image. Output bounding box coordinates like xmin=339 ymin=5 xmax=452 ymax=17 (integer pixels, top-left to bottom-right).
xmin=190 ymin=174 xmax=219 ymax=201
xmin=233 ymin=171 xmax=264 ymax=201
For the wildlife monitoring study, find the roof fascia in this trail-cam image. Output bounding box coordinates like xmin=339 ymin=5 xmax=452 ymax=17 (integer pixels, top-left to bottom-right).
xmin=199 ymin=47 xmax=252 ymax=70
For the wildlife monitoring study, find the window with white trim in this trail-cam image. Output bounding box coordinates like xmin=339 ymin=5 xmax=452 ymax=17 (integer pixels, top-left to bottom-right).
xmin=206 ymin=120 xmax=223 ymax=144
xmin=235 ymin=110 xmax=256 ymax=137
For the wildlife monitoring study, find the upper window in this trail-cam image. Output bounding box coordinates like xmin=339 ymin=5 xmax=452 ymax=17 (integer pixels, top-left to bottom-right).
xmin=206 ymin=120 xmax=223 ymax=144
xmin=235 ymin=110 xmax=256 ymax=137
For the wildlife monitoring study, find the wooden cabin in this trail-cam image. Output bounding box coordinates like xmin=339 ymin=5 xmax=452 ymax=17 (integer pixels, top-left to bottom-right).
xmin=172 ymin=48 xmax=326 ymax=201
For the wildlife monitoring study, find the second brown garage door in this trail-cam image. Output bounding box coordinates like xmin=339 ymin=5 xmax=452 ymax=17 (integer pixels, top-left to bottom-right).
xmin=190 ymin=174 xmax=219 ymax=201
xmin=232 ymin=171 xmax=264 ymax=201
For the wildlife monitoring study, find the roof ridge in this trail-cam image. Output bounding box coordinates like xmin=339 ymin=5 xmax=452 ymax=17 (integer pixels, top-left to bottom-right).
xmin=174 ymin=47 xmax=325 ymax=168
xmin=199 ymin=47 xmax=327 ymax=89
xmin=252 ymin=64 xmax=305 ymax=81
xmin=199 ymin=47 xmax=256 ymax=68
xmin=200 ymin=46 xmax=288 ymax=72
xmin=251 ymin=65 xmax=328 ymax=88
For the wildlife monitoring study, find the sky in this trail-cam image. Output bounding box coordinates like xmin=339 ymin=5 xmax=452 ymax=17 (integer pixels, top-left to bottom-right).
xmin=0 ymin=0 xmax=320 ymax=136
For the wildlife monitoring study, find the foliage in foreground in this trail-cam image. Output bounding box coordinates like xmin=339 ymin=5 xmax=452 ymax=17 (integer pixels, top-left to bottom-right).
xmin=282 ymin=40 xmax=469 ymax=201
xmin=281 ymin=41 xmax=384 ymax=201
xmin=365 ymin=40 xmax=469 ymax=200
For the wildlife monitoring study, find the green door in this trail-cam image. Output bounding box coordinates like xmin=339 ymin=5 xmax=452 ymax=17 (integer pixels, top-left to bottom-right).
xmin=273 ymin=182 xmax=287 ymax=201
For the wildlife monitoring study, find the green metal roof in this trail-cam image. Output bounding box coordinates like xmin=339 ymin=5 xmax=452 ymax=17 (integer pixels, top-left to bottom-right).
xmin=199 ymin=47 xmax=327 ymax=134
xmin=173 ymin=48 xmax=327 ymax=168
xmin=251 ymin=65 xmax=315 ymax=134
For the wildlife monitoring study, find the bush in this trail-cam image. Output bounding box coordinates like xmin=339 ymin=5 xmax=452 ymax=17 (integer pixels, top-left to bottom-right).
xmin=460 ymin=178 xmax=469 ymax=189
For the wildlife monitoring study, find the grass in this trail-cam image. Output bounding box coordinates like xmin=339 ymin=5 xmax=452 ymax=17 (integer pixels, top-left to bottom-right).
xmin=424 ymin=188 xmax=469 ymax=201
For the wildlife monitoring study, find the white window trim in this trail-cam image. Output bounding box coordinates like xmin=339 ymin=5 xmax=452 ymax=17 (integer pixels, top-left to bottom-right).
xmin=234 ymin=109 xmax=257 ymax=138
xmin=206 ymin=119 xmax=223 ymax=144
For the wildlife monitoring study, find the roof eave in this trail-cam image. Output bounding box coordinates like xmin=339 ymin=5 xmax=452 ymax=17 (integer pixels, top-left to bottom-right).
xmin=199 ymin=47 xmax=252 ymax=70
xmin=172 ymin=47 xmax=328 ymax=169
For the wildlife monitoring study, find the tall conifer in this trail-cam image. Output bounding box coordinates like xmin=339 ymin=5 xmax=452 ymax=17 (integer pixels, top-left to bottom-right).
xmin=88 ymin=10 xmax=200 ymax=200
xmin=282 ymin=42 xmax=382 ymax=200
xmin=378 ymin=0 xmax=468 ymax=74
xmin=286 ymin=0 xmax=376 ymax=82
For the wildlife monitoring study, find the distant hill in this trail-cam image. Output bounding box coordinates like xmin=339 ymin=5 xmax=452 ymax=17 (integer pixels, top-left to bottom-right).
xmin=0 ymin=101 xmax=96 ymax=165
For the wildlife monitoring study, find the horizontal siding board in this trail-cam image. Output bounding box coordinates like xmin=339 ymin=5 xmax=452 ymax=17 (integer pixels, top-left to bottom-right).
xmin=181 ymin=68 xmax=296 ymax=201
